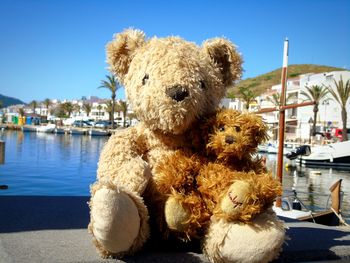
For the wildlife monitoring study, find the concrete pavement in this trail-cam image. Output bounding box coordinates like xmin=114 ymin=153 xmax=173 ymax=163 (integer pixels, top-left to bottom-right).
xmin=0 ymin=196 xmax=349 ymax=263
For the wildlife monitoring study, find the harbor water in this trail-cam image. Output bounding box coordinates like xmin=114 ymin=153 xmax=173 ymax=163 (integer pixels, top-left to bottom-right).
xmin=0 ymin=130 xmax=349 ymax=223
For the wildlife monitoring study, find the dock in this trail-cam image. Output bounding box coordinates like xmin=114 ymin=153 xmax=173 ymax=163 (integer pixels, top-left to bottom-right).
xmin=0 ymin=196 xmax=349 ymax=262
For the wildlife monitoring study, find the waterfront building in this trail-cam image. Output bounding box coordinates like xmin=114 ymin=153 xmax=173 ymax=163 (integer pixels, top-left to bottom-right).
xmin=238 ymin=70 xmax=350 ymax=142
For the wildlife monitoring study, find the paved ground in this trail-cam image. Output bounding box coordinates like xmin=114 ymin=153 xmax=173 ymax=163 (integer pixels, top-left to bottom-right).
xmin=0 ymin=196 xmax=349 ymax=263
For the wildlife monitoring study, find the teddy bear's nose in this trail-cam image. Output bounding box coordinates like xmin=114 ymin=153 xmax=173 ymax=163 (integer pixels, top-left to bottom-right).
xmin=225 ymin=135 xmax=236 ymax=144
xmin=166 ymin=85 xmax=189 ymax=102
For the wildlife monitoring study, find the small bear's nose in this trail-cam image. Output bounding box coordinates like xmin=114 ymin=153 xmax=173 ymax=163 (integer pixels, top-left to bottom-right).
xmin=166 ymin=85 xmax=189 ymax=102
xmin=225 ymin=135 xmax=236 ymax=144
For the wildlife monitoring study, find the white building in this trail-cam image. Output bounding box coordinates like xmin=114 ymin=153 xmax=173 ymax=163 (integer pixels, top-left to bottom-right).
xmin=223 ymin=70 xmax=350 ymax=142
xmin=259 ymin=70 xmax=350 ymax=141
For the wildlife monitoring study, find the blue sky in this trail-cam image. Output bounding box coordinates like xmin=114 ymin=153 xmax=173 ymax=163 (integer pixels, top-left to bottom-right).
xmin=0 ymin=0 xmax=349 ymax=103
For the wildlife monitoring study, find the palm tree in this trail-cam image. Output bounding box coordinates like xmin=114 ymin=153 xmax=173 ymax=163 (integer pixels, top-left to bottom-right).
xmin=73 ymin=104 xmax=81 ymax=116
xmin=18 ymin=107 xmax=25 ymax=117
xmin=97 ymin=104 xmax=103 ymax=120
xmin=327 ymin=76 xmax=350 ymax=141
xmin=116 ymin=100 xmax=128 ymax=127
xmin=82 ymin=103 xmax=92 ymax=117
xmin=98 ymin=75 xmax=120 ymax=129
xmin=300 ymin=85 xmax=329 ymax=138
xmin=238 ymin=86 xmax=257 ymax=111
xmin=43 ymin=98 xmax=52 ymax=116
xmin=29 ymin=100 xmax=37 ymax=114
xmin=105 ymin=100 xmax=116 ymax=123
xmin=61 ymin=102 xmax=74 ymax=118
xmin=127 ymin=112 xmax=138 ymax=126
xmin=266 ymin=93 xmax=296 ymax=107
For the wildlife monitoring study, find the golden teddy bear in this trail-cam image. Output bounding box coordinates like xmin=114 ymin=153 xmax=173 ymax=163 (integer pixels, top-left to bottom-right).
xmin=88 ymin=28 xmax=285 ymax=263
xmin=154 ymin=109 xmax=282 ymax=240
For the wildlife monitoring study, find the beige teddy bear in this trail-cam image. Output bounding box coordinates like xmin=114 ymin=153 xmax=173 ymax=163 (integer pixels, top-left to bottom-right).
xmin=88 ymin=28 xmax=285 ymax=263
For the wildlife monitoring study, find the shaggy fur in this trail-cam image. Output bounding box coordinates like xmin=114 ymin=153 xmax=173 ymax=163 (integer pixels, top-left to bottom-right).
xmin=155 ymin=109 xmax=282 ymax=240
xmin=89 ymin=29 xmax=285 ymax=263
xmin=89 ymin=29 xmax=243 ymax=257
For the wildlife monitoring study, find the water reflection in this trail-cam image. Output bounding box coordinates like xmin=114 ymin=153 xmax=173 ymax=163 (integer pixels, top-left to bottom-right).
xmin=262 ymin=153 xmax=350 ymax=223
xmin=0 ymin=130 xmax=108 ymax=196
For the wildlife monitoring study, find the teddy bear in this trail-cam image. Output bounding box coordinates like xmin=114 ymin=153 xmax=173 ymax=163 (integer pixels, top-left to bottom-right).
xmin=154 ymin=108 xmax=282 ymax=241
xmin=88 ymin=28 xmax=285 ymax=263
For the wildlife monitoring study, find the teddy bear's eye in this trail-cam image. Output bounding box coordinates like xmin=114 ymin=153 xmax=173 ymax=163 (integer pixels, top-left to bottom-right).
xmin=142 ymin=74 xmax=149 ymax=85
xmin=219 ymin=126 xmax=225 ymax=132
xmin=235 ymin=126 xmax=241 ymax=132
xmin=199 ymin=80 xmax=206 ymax=90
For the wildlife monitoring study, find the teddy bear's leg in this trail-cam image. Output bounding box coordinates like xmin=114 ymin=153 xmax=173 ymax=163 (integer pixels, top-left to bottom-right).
xmin=202 ymin=209 xmax=285 ymax=263
xmin=89 ymin=182 xmax=149 ymax=257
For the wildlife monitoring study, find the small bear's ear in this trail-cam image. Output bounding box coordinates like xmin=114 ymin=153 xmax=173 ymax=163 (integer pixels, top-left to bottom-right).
xmin=251 ymin=115 xmax=270 ymax=146
xmin=106 ymin=28 xmax=146 ymax=84
xmin=202 ymin=38 xmax=243 ymax=86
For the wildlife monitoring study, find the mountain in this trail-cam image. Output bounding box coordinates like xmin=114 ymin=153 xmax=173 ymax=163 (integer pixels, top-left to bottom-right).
xmin=0 ymin=94 xmax=26 ymax=107
xmin=228 ymin=64 xmax=346 ymax=97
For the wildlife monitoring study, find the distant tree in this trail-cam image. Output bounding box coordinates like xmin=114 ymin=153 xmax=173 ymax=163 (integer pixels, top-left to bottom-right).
xmin=29 ymin=100 xmax=38 ymax=114
xmin=266 ymin=93 xmax=295 ymax=107
xmin=61 ymin=102 xmax=74 ymax=117
xmin=18 ymin=107 xmax=25 ymax=117
xmin=327 ymin=76 xmax=350 ymax=141
xmin=97 ymin=104 xmax=103 ymax=120
xmin=98 ymin=75 xmax=120 ymax=129
xmin=301 ymin=85 xmax=329 ymax=137
xmin=0 ymin=101 xmax=3 ymax=109
xmin=127 ymin=112 xmax=138 ymax=126
xmin=238 ymin=86 xmax=257 ymax=111
xmin=105 ymin=100 xmax=116 ymax=123
xmin=82 ymin=103 xmax=92 ymax=117
xmin=115 ymin=100 xmax=128 ymax=127
xmin=73 ymin=104 xmax=81 ymax=116
xmin=43 ymin=98 xmax=52 ymax=114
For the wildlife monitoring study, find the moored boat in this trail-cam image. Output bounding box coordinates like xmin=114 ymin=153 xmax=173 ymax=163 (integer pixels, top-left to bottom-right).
xmin=88 ymin=129 xmax=110 ymax=136
xmin=21 ymin=125 xmax=37 ymax=132
xmin=69 ymin=128 xmax=87 ymax=135
xmin=298 ymin=141 xmax=350 ymax=169
xmin=273 ymin=179 xmax=346 ymax=226
xmin=36 ymin=124 xmax=56 ymax=133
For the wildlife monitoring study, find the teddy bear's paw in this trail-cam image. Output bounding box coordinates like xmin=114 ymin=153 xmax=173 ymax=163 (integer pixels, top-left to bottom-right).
xmin=220 ymin=180 xmax=252 ymax=217
xmin=165 ymin=196 xmax=191 ymax=232
xmin=90 ymin=187 xmax=140 ymax=254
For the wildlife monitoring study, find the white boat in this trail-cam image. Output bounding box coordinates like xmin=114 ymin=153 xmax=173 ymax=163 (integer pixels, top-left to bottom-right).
xmin=298 ymin=141 xmax=350 ymax=169
xmin=273 ymin=180 xmax=345 ymax=226
xmin=88 ymin=129 xmax=110 ymax=136
xmin=36 ymin=124 xmax=56 ymax=133
xmin=54 ymin=127 xmax=66 ymax=134
xmin=69 ymin=128 xmax=87 ymax=135
xmin=21 ymin=125 xmax=37 ymax=132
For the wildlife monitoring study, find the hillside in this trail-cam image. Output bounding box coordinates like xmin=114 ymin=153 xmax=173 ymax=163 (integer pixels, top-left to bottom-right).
xmin=228 ymin=64 xmax=346 ymax=97
xmin=0 ymin=94 xmax=25 ymax=108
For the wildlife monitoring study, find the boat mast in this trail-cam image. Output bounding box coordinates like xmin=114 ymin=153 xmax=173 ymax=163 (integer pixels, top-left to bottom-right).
xmin=255 ymin=39 xmax=315 ymax=208
xmin=275 ymin=39 xmax=289 ymax=207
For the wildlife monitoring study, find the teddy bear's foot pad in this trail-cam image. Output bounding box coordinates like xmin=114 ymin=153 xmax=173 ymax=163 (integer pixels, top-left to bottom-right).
xmin=90 ymin=187 xmax=140 ymax=254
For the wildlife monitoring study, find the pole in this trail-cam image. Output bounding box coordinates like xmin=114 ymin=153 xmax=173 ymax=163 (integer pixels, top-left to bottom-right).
xmin=275 ymin=39 xmax=289 ymax=207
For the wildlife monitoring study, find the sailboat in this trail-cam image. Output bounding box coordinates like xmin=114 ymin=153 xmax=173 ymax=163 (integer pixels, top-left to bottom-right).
xmin=262 ymin=39 xmax=347 ymax=226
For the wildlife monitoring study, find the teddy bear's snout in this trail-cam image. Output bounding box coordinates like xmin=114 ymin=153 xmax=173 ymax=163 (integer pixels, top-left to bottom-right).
xmin=166 ymin=85 xmax=189 ymax=102
xmin=225 ymin=135 xmax=236 ymax=144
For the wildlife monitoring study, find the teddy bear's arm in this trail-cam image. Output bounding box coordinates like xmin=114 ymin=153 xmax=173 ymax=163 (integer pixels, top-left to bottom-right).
xmin=154 ymin=150 xmax=210 ymax=240
xmin=97 ymin=127 xmax=151 ymax=194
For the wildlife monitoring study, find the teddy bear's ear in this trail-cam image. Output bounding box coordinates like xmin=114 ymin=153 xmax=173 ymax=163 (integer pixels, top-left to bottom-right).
xmin=202 ymin=38 xmax=243 ymax=86
xmin=251 ymin=115 xmax=270 ymax=146
xmin=106 ymin=29 xmax=146 ymax=84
